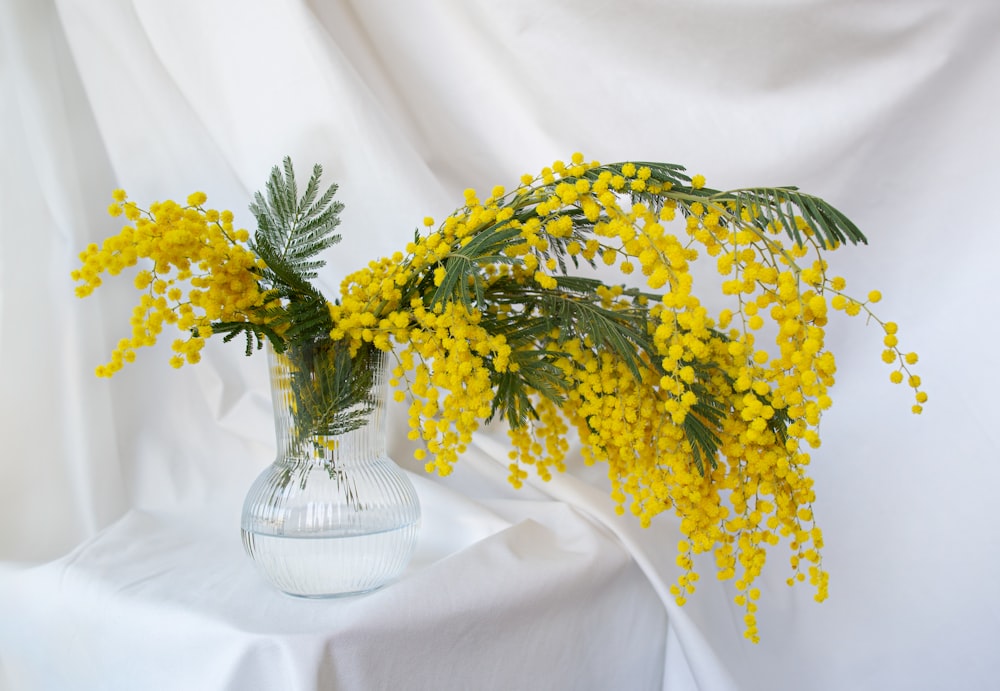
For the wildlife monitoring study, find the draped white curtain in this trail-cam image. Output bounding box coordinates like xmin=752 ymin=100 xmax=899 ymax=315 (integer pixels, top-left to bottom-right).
xmin=2 ymin=1 xmax=999 ymax=689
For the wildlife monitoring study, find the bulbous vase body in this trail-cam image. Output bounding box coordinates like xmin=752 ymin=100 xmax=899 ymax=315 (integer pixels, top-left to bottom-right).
xmin=241 ymin=341 xmax=420 ymax=597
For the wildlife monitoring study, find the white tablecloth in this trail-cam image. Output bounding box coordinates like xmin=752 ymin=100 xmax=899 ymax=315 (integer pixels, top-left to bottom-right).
xmin=0 ymin=473 xmax=670 ymax=691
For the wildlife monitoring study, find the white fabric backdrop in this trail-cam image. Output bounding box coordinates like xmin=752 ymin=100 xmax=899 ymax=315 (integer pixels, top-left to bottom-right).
xmin=2 ymin=0 xmax=999 ymax=689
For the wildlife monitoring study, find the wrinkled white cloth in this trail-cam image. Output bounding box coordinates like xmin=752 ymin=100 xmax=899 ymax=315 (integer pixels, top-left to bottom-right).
xmin=2 ymin=0 xmax=1000 ymax=689
xmin=0 ymin=478 xmax=671 ymax=691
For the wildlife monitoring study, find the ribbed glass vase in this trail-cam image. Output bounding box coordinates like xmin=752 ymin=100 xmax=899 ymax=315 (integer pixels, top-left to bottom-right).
xmin=241 ymin=339 xmax=420 ymax=597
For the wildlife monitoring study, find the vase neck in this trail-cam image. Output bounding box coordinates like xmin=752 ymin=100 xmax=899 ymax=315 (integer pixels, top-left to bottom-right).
xmin=268 ymin=341 xmax=390 ymax=466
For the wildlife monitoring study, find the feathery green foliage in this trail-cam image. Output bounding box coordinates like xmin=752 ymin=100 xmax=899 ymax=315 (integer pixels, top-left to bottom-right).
xmin=282 ymin=340 xmax=381 ymax=451
xmin=397 ymin=160 xmax=870 ymax=473
xmin=213 ymin=157 xmax=343 ymax=360
xmin=217 ymin=158 xmax=370 ymax=445
xmin=214 ymin=157 xmax=874 ymax=466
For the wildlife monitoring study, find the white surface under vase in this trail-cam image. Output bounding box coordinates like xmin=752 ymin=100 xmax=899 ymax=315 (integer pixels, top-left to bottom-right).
xmin=241 ymin=340 xmax=420 ymax=597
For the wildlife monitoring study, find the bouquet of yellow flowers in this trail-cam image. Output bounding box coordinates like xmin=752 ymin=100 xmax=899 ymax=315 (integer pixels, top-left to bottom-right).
xmin=73 ymin=153 xmax=924 ymax=641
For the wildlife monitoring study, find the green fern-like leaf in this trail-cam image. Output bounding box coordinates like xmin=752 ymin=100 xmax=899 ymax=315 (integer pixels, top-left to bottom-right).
xmin=284 ymin=340 xmax=382 ymax=446
xmin=249 ymin=157 xmax=344 ymax=286
xmin=724 ymin=187 xmax=867 ymax=249
xmin=242 ymin=157 xmax=344 ymax=351
xmin=429 ymin=222 xmax=524 ymax=309
xmin=489 ymin=348 xmax=569 ymax=428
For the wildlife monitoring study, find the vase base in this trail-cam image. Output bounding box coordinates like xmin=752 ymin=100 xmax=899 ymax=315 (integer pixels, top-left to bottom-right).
xmin=279 ymin=584 xmax=387 ymax=599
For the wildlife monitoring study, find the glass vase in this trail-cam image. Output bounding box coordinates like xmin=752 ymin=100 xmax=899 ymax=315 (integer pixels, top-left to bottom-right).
xmin=241 ymin=339 xmax=420 ymax=597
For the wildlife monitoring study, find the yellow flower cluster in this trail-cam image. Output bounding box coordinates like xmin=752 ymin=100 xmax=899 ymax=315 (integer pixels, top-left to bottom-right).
xmin=72 ymin=192 xmax=264 ymax=375
xmin=325 ymin=153 xmax=924 ymax=642
xmin=396 ymin=302 xmax=507 ymax=476
xmin=327 ymin=258 xmax=512 ymax=478
xmin=76 ymin=154 xmax=924 ymax=642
